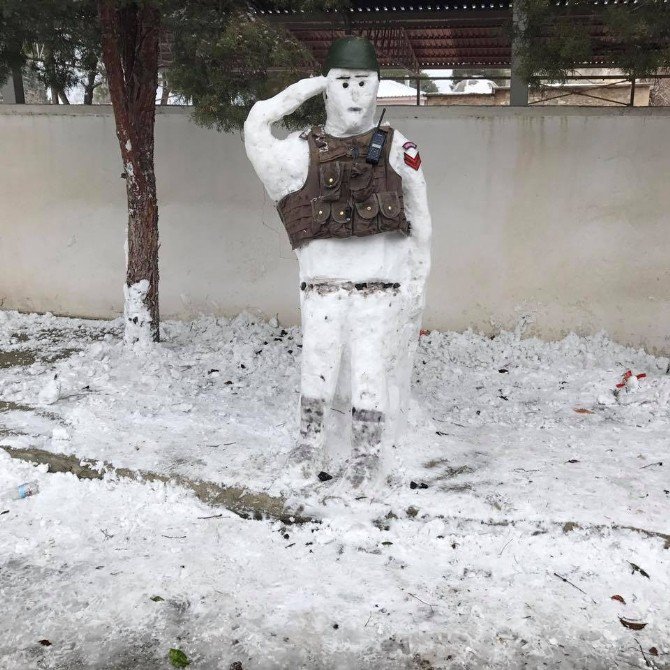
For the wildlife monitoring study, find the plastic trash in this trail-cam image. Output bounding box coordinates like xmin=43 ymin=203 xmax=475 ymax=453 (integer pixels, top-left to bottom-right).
xmin=2 ymin=480 xmax=39 ymax=501
xmin=615 ymin=370 xmax=646 ymax=391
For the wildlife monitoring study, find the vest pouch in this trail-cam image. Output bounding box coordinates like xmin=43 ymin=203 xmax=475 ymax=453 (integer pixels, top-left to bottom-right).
xmin=378 ymin=191 xmax=402 ymax=232
xmin=329 ymin=202 xmax=353 ymax=238
xmin=320 ymin=162 xmax=343 ymax=202
xmin=310 ymin=197 xmax=332 ymax=239
xmin=349 ymin=163 xmax=374 ymax=202
xmin=312 ymin=197 xmax=331 ymax=225
xmin=353 ymin=195 xmax=380 ymax=236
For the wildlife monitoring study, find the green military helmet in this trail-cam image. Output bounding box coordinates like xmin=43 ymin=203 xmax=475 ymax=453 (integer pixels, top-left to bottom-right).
xmin=322 ymin=36 xmax=380 ymax=76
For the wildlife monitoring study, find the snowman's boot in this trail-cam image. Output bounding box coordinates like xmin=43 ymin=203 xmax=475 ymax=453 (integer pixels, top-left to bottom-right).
xmin=345 ymin=407 xmax=384 ymax=488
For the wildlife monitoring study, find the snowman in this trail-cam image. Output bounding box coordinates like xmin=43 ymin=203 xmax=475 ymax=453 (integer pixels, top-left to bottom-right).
xmin=244 ymin=36 xmax=432 ymax=488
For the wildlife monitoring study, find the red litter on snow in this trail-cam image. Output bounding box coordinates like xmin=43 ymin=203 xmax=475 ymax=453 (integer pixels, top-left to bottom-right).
xmin=615 ymin=370 xmax=646 ymax=389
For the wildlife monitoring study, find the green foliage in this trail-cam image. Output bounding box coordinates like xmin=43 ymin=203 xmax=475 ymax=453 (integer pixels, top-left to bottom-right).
xmin=166 ymin=2 xmax=324 ymax=131
xmin=168 ymin=648 xmax=190 ymax=668
xmin=0 ymin=0 xmax=101 ymax=99
xmin=516 ymin=0 xmax=670 ymax=84
xmin=0 ymin=0 xmax=31 ymax=85
xmin=603 ymin=3 xmax=670 ymax=78
xmin=420 ymin=76 xmax=438 ymax=94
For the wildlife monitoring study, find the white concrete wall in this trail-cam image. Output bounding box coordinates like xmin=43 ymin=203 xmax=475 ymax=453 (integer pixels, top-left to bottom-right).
xmin=1 ymin=105 xmax=669 ymax=353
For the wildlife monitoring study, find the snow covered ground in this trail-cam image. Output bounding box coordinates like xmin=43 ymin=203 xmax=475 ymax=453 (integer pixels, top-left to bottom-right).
xmin=1 ymin=310 xmax=669 ymax=669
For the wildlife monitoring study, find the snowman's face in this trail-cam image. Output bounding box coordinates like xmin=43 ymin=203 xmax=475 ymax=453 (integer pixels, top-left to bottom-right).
xmin=324 ymin=68 xmax=379 ymax=136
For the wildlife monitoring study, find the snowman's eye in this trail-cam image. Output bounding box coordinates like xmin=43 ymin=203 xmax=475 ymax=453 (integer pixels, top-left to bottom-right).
xmin=359 ymin=81 xmax=365 ymax=87
xmin=342 ymin=82 xmax=349 ymax=88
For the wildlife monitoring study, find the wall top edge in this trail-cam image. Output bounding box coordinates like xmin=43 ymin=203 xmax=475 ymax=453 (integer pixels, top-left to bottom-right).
xmin=2 ymin=104 xmax=670 ymax=120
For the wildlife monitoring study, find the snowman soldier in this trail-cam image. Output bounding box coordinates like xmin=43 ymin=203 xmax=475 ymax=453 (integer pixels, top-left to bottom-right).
xmin=244 ymin=36 xmax=432 ymax=488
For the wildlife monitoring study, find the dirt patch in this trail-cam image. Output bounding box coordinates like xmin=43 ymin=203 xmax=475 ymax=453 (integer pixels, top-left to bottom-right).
xmin=435 ymin=465 xmax=475 ymax=480
xmin=41 ymin=347 xmax=80 ymax=363
xmin=0 ymin=428 xmax=25 ymax=439
xmin=0 ymin=350 xmax=37 ymax=368
xmin=0 ymin=346 xmax=79 ymax=369
xmin=423 ymin=457 xmax=450 ymax=469
xmin=0 ymin=400 xmax=32 ymax=413
xmin=439 ymin=483 xmax=473 ymax=493
xmin=2 ymin=444 xmax=313 ymax=525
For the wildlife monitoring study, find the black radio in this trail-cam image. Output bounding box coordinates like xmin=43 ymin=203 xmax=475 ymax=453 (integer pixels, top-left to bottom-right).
xmin=366 ymin=108 xmax=387 ymax=165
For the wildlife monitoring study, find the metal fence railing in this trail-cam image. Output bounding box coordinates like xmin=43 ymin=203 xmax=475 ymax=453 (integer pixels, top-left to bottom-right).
xmin=381 ymin=73 xmax=670 ymax=107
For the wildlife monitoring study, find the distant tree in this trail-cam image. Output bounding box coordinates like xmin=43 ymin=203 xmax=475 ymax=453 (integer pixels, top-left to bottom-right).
xmin=420 ymin=77 xmax=438 ymax=94
xmin=515 ymin=0 xmax=670 ymax=84
xmin=0 ymin=0 xmax=31 ymax=102
xmin=21 ymin=67 xmax=49 ymax=102
xmin=75 ymin=2 xmax=103 ymax=105
xmin=166 ymin=2 xmax=321 ymax=131
xmin=0 ymin=0 xmax=102 ymax=104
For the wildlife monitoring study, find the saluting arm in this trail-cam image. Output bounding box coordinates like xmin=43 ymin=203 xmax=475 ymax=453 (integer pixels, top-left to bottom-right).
xmin=244 ymin=76 xmax=327 ymax=199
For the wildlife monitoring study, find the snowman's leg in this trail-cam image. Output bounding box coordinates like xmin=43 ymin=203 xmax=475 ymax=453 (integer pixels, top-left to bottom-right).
xmin=388 ymin=286 xmax=419 ymax=440
xmin=293 ymin=285 xmax=347 ymax=469
xmin=347 ymin=288 xmax=399 ymax=487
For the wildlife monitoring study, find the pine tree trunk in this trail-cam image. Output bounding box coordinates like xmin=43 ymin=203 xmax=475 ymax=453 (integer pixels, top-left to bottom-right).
xmin=98 ymin=0 xmax=161 ymax=344
xmin=11 ymin=64 xmax=25 ymax=104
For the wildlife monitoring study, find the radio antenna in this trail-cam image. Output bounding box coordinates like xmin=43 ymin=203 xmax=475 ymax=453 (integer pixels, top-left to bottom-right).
xmin=376 ymin=107 xmax=386 ymax=129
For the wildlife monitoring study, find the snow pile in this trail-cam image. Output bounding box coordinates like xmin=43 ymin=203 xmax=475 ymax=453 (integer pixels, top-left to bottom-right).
xmin=0 ymin=310 xmax=668 ymax=508
xmin=2 ymin=448 xmax=666 ymax=669
xmin=377 ymin=80 xmax=421 ymax=99
xmin=1 ymin=311 xmax=669 ymax=667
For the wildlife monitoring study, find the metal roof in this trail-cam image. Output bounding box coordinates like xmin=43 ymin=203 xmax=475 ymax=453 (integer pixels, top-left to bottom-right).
xmin=253 ymin=2 xmax=613 ymax=69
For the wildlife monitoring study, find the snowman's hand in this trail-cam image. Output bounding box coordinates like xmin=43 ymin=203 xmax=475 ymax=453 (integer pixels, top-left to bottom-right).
xmin=247 ymin=76 xmax=327 ymax=127
xmin=244 ymin=76 xmax=326 ymax=197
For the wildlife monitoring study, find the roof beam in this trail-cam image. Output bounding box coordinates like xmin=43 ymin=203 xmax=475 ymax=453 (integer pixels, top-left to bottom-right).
xmin=358 ymin=26 xmax=421 ymax=72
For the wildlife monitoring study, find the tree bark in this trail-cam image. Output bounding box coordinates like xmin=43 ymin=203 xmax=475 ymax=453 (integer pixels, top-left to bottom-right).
xmin=11 ymin=64 xmax=25 ymax=104
xmin=98 ymin=0 xmax=161 ymax=343
xmin=42 ymin=46 xmax=62 ymax=106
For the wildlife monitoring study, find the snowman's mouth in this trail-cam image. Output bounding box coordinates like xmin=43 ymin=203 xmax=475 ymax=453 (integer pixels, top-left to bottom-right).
xmin=348 ymin=107 xmax=362 ymax=112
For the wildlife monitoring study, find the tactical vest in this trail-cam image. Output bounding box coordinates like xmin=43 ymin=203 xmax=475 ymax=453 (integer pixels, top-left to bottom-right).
xmin=277 ymin=125 xmax=410 ymax=249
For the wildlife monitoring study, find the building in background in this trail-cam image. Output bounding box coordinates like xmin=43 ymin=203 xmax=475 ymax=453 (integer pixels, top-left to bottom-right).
xmin=426 ymin=74 xmax=651 ymax=107
xmin=376 ymin=79 xmax=425 ymax=106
